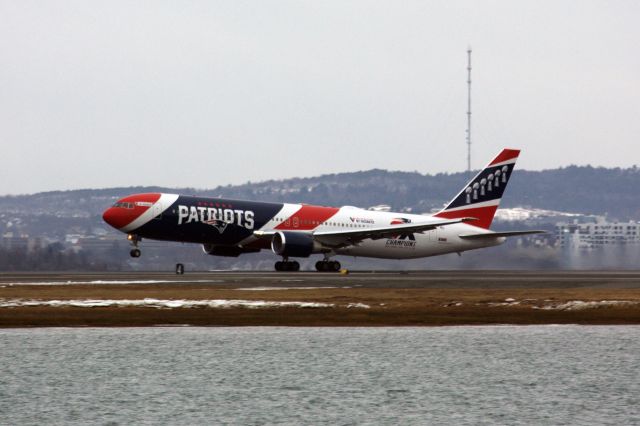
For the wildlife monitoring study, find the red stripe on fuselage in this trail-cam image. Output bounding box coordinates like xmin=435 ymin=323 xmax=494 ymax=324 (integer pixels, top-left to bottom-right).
xmin=275 ymin=205 xmax=340 ymax=231
xmin=489 ymin=149 xmax=520 ymax=166
xmin=434 ymin=205 xmax=498 ymax=230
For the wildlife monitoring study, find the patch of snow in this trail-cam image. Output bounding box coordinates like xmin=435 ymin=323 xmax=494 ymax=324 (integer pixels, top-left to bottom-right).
xmin=234 ymin=287 xmax=335 ymax=291
xmin=494 ymin=207 xmax=582 ymax=222
xmin=346 ymin=303 xmax=370 ymax=309
xmin=534 ymin=300 xmax=639 ymax=311
xmin=0 ymin=298 xmax=335 ymax=309
xmin=486 ymin=299 xmax=521 ymax=307
xmin=368 ymin=204 xmax=391 ymax=212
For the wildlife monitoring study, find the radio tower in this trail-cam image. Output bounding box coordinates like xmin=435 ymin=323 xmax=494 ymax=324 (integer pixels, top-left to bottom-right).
xmin=466 ymin=48 xmax=472 ymax=176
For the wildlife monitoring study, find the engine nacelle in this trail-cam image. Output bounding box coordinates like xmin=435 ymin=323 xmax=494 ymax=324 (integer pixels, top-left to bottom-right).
xmin=202 ymin=244 xmax=260 ymax=257
xmin=271 ymin=231 xmax=316 ymax=258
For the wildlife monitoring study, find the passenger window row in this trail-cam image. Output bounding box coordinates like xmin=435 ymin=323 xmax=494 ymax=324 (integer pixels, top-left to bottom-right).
xmin=273 ymin=217 xmax=369 ymax=228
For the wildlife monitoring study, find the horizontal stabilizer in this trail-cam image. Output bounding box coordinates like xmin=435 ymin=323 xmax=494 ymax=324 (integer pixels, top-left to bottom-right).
xmin=459 ymin=230 xmax=546 ymax=240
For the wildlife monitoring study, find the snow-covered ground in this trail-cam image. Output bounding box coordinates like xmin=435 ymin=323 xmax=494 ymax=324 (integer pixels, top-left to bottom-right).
xmin=233 ymin=286 xmax=337 ymax=291
xmin=494 ymin=207 xmax=583 ymax=222
xmin=0 ymin=298 xmax=335 ymax=309
xmin=536 ymin=300 xmax=639 ymax=310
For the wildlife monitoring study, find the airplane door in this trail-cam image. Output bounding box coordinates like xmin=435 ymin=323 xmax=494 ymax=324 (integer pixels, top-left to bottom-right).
xmin=428 ymin=228 xmax=444 ymax=242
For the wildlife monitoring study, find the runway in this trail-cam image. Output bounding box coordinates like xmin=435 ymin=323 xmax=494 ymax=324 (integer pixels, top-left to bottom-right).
xmin=3 ymin=270 xmax=640 ymax=288
xmin=1 ymin=271 xmax=640 ymax=326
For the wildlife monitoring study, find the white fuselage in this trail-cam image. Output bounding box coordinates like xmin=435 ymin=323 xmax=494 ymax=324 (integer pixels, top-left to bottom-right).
xmin=257 ymin=205 xmax=504 ymax=259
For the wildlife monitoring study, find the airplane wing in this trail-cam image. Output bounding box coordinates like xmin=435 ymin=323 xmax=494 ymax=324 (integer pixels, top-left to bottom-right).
xmin=458 ymin=230 xmax=546 ymax=240
xmin=255 ymin=217 xmax=476 ymax=248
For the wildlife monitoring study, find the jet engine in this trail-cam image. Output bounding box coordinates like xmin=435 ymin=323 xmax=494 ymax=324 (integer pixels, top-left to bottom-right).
xmin=271 ymin=231 xmax=317 ymax=258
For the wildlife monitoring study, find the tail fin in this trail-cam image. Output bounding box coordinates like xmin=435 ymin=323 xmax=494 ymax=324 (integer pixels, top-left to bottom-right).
xmin=434 ymin=148 xmax=520 ymax=229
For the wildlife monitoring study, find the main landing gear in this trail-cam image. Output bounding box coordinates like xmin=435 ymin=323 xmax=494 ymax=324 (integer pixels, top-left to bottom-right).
xmin=315 ymin=260 xmax=341 ymax=272
xmin=275 ymin=259 xmax=300 ymax=272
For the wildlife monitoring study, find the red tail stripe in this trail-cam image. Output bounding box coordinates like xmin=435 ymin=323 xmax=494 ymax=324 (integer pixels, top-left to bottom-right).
xmin=489 ymin=149 xmax=520 ymax=166
xmin=435 ymin=205 xmax=498 ymax=230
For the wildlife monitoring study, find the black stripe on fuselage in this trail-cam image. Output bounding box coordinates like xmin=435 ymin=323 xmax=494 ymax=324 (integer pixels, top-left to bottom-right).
xmin=133 ymin=196 xmax=284 ymax=245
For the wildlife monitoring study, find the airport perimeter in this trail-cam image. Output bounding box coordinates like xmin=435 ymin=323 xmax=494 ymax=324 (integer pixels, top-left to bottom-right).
xmin=1 ymin=271 xmax=640 ymax=327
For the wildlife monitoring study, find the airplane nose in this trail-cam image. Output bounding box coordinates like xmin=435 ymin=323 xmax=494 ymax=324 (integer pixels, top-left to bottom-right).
xmin=103 ymin=193 xmax=162 ymax=231
xmin=103 ymin=205 xmax=142 ymax=230
xmin=103 ymin=207 xmax=124 ymax=229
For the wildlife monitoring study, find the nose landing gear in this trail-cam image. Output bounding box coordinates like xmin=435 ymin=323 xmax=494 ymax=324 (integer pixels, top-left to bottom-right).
xmin=128 ymin=234 xmax=142 ymax=258
xmin=274 ymin=258 xmax=300 ymax=272
xmin=126 ymin=234 xmax=185 ymax=274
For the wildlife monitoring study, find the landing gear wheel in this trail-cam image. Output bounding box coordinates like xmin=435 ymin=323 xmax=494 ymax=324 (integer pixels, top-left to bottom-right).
xmin=130 ymin=248 xmax=141 ymax=258
xmin=176 ymin=263 xmax=184 ymax=275
xmin=274 ymin=260 xmax=300 ymax=271
xmin=315 ymin=260 xmax=341 ymax=272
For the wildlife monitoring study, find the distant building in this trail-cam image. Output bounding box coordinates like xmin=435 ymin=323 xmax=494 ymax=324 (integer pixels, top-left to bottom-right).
xmin=556 ymin=217 xmax=640 ymax=250
xmin=0 ymin=236 xmax=45 ymax=251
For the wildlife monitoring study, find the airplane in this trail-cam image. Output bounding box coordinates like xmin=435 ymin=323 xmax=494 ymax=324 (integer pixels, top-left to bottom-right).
xmin=102 ymin=148 xmax=543 ymax=272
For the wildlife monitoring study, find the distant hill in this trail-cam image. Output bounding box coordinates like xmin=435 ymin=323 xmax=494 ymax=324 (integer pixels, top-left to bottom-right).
xmin=1 ymin=165 xmax=639 ymax=220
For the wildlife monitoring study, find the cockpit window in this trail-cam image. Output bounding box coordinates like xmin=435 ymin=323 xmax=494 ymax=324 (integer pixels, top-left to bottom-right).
xmin=112 ymin=202 xmax=134 ymax=209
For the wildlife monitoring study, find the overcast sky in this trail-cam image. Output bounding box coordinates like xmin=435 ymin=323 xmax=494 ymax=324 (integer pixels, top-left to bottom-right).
xmin=1 ymin=1 xmax=638 ymax=195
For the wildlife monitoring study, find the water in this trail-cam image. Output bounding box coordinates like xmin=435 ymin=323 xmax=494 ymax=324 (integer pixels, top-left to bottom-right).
xmin=1 ymin=326 xmax=639 ymax=425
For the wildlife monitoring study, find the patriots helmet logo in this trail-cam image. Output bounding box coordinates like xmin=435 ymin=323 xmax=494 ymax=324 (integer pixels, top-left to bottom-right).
xmin=204 ymin=218 xmax=229 ymax=234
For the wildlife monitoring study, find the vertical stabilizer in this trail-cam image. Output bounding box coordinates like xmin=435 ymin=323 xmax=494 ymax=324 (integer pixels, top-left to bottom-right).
xmin=435 ymin=149 xmax=520 ymax=229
